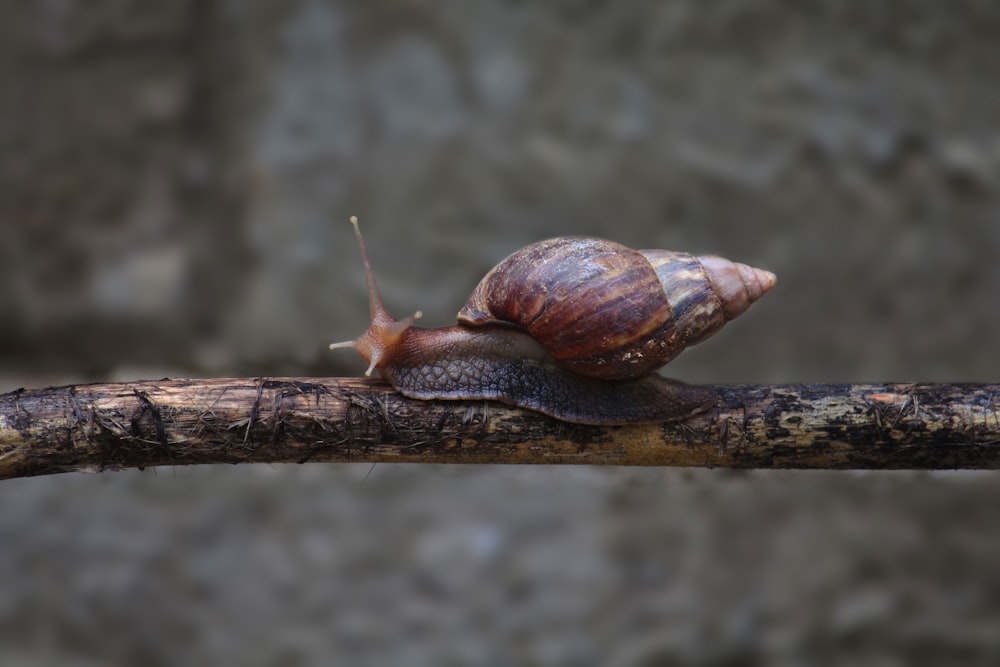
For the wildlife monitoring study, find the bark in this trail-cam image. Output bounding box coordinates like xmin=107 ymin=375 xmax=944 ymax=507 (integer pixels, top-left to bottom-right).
xmin=1 ymin=378 xmax=998 ymax=479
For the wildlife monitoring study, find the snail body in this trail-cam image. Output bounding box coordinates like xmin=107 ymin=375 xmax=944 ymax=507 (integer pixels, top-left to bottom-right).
xmin=330 ymin=218 xmax=775 ymax=425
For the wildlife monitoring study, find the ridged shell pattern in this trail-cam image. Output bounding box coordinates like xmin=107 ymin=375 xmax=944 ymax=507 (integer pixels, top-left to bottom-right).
xmin=457 ymin=237 xmax=775 ymax=381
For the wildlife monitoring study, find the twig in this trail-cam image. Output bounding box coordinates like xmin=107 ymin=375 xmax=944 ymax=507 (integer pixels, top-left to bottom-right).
xmin=1 ymin=378 xmax=998 ymax=479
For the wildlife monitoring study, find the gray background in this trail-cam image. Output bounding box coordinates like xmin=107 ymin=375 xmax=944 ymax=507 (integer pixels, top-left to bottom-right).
xmin=2 ymin=1 xmax=999 ymax=664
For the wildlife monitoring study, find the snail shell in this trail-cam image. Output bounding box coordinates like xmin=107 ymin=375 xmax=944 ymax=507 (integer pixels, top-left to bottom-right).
xmin=458 ymin=237 xmax=776 ymax=380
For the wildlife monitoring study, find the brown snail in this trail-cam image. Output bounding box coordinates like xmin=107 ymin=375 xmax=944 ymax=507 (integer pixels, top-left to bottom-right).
xmin=330 ymin=217 xmax=776 ymax=425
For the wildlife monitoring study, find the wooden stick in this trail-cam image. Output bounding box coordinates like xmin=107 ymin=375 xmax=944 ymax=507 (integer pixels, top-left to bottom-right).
xmin=1 ymin=378 xmax=998 ymax=479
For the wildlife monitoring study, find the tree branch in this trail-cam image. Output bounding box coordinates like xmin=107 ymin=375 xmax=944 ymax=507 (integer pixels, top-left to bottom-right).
xmin=1 ymin=378 xmax=998 ymax=479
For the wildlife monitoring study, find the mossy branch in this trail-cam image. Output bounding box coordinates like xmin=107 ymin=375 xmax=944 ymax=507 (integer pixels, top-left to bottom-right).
xmin=1 ymin=378 xmax=998 ymax=479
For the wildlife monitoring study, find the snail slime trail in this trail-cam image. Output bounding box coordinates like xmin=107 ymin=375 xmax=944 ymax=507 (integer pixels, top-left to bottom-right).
xmin=330 ymin=217 xmax=776 ymax=425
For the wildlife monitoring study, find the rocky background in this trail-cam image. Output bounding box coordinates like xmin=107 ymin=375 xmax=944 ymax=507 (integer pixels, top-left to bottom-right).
xmin=2 ymin=1 xmax=1000 ymax=664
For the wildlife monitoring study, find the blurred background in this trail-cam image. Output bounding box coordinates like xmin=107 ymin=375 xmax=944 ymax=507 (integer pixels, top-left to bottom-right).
xmin=2 ymin=1 xmax=1000 ymax=664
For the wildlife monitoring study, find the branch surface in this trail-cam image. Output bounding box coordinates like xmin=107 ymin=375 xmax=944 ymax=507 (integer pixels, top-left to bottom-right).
xmin=1 ymin=378 xmax=998 ymax=479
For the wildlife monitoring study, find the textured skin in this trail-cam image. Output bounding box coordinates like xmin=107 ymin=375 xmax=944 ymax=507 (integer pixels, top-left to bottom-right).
xmin=379 ymin=325 xmax=718 ymax=425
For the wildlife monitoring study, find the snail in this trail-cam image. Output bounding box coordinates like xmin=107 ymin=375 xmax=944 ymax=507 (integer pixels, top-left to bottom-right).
xmin=330 ymin=217 xmax=776 ymax=425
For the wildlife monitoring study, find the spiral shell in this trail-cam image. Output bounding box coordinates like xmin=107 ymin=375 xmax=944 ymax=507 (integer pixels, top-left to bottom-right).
xmin=457 ymin=237 xmax=776 ymax=380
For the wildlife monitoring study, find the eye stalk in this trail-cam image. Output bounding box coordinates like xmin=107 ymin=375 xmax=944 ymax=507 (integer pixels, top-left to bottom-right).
xmin=328 ymin=216 xmax=422 ymax=376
